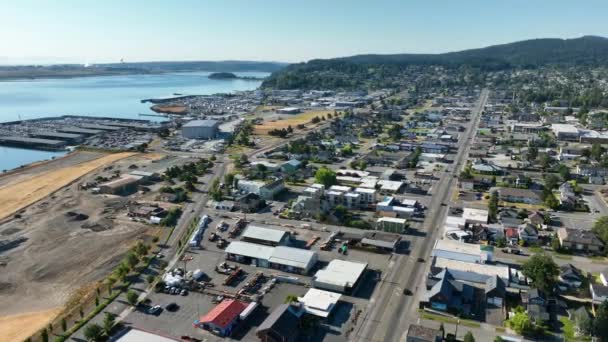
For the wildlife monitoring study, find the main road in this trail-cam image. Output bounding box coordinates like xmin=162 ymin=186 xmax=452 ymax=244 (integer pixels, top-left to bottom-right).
xmin=354 ymin=89 xmax=489 ymax=342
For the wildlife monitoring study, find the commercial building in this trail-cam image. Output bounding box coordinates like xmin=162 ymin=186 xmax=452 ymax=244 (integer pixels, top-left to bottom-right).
xmin=376 ymin=217 xmax=407 ymax=233
xmin=256 ymin=304 xmax=302 ymax=342
xmin=237 ymin=178 xmax=285 ymax=200
xmin=312 ymin=259 xmax=368 ymax=293
xmin=225 ymin=241 xmax=318 ymax=274
xmin=298 ymin=288 xmax=341 ymax=318
xmin=181 ymin=119 xmax=220 ymax=139
xmin=551 ymin=124 xmax=580 ymax=141
xmin=241 ymin=224 xmax=290 ymax=246
xmin=462 ymin=208 xmax=489 ymax=225
xmin=431 ymin=239 xmax=493 ymax=263
xmin=406 ymin=324 xmax=443 ymax=342
xmin=360 ymin=231 xmax=401 ymax=252
xmin=113 ymin=327 xmax=179 ymax=342
xmin=195 ymin=299 xmax=248 ymax=337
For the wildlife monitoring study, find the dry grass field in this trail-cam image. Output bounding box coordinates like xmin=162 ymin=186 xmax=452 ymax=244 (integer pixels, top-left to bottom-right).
xmin=0 ymin=152 xmax=135 ymax=221
xmin=254 ymin=109 xmax=334 ymax=134
xmin=0 ymin=308 xmax=60 ymax=342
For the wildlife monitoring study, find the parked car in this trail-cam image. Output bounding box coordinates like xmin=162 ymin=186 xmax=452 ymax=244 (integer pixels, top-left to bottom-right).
xmin=165 ymin=302 xmax=179 ymax=311
xmin=147 ymin=305 xmax=163 ymax=315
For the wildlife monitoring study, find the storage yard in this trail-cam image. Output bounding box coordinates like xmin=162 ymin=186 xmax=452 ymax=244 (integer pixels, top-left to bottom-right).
xmin=0 ymin=116 xmax=163 ymax=151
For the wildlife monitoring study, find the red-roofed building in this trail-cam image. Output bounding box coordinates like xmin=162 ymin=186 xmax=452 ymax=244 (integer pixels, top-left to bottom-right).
xmin=194 ymin=299 xmax=248 ymax=337
xmin=505 ymin=227 xmax=519 ymax=245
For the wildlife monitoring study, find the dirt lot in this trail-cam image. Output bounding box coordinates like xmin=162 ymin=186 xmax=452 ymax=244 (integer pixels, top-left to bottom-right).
xmin=0 ymin=308 xmax=60 ymax=342
xmin=0 ymin=151 xmax=135 ymax=221
xmin=254 ymin=109 xmax=334 ymax=134
xmin=0 ymin=152 xmax=171 ymax=341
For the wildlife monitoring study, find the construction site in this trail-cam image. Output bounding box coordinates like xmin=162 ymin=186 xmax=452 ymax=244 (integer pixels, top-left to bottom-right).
xmin=0 ymin=149 xmax=198 ymax=341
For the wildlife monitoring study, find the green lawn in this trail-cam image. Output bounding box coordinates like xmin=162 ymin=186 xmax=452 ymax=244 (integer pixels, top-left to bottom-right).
xmin=420 ymin=312 xmax=481 ymax=328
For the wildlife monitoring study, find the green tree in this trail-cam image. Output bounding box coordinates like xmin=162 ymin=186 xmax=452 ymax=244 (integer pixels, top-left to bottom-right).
xmin=592 ymin=216 xmax=608 ymax=243
xmin=493 ymin=337 xmax=504 ymax=342
xmin=103 ymin=312 xmax=116 ymax=336
xmin=40 ymin=328 xmax=48 ymax=342
xmin=125 ymin=252 xmax=139 ymax=270
xmin=83 ymin=323 xmax=104 ymax=342
xmin=224 ymin=173 xmax=236 ymax=187
xmin=591 ymin=143 xmax=604 ymax=161
xmin=595 ymin=300 xmax=608 ymax=339
xmin=544 ymin=193 xmax=560 ymax=210
xmin=314 ymin=167 xmax=337 ymax=187
xmin=522 ymin=253 xmax=559 ymax=293
xmin=126 ymin=290 xmax=139 ymax=306
xmin=506 ymin=306 xmax=534 ymax=335
xmin=488 ymin=191 xmax=498 ymax=222
xmin=463 ymin=331 xmax=475 ymax=342
xmin=284 ymin=294 xmax=299 ymax=303
xmin=527 ymin=146 xmax=538 ymax=162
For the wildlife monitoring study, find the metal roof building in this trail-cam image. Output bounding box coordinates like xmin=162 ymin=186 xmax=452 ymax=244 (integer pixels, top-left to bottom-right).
xmin=182 ymin=119 xmax=220 ymax=140
xmin=312 ymin=259 xmax=368 ymax=293
xmin=269 ymin=246 xmax=318 ymax=274
xmin=241 ymin=224 xmax=290 ymax=246
xmin=225 ymin=241 xmax=318 ymax=275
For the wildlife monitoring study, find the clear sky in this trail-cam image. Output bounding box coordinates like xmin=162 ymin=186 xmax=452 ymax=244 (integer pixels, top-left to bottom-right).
xmin=1 ymin=0 xmax=607 ymax=64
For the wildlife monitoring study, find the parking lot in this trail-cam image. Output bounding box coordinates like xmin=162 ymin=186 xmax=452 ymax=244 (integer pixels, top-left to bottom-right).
xmin=123 ymin=213 xmax=395 ymax=341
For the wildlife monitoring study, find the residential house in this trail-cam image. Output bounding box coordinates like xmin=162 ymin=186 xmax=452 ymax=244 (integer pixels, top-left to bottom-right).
xmin=558 ymin=264 xmax=584 ymax=290
xmin=422 ymin=271 xmax=475 ymax=316
xmin=281 ymin=159 xmax=302 ymax=174
xmin=522 ymin=289 xmax=550 ymax=323
xmin=518 ymin=223 xmax=539 ymax=245
xmin=557 ymin=228 xmax=604 ymax=254
xmin=505 ymin=227 xmax=519 ymax=245
xmin=590 ymin=283 xmax=608 ymax=304
xmin=558 ymin=182 xmax=577 ymax=210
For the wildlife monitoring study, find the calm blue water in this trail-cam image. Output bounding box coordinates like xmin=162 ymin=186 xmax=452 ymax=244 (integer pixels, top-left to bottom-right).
xmin=0 ymin=71 xmax=266 ymax=171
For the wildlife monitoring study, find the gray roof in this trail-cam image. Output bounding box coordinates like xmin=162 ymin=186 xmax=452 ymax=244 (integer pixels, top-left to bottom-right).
xmin=256 ymin=304 xmax=301 ymax=337
xmin=242 ymin=224 xmax=288 ymax=243
xmin=269 ymin=246 xmax=317 ymax=270
xmin=407 ymin=324 xmax=441 ymax=342
xmin=183 ymin=119 xmax=219 ymax=128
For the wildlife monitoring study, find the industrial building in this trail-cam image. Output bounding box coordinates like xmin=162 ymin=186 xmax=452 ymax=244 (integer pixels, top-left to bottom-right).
xmin=0 ymin=136 xmax=67 ymax=150
xmin=312 ymin=259 xmax=368 ymax=293
xmin=30 ymin=131 xmax=85 ymax=144
xmin=181 ymin=119 xmax=220 ymax=139
xmin=241 ymin=224 xmax=290 ymax=246
xmin=225 ymin=241 xmax=318 ymax=274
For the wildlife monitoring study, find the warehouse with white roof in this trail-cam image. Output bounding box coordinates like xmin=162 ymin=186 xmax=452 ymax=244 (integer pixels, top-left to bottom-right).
xmin=312 ymin=259 xmax=368 ymax=293
xmin=225 ymin=241 xmax=318 ymax=274
xmin=241 ymin=224 xmax=290 ymax=246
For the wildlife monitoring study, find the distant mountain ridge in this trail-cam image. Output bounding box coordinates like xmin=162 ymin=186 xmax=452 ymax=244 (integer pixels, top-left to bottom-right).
xmin=335 ymin=36 xmax=608 ymax=67
xmin=262 ymin=36 xmax=608 ymax=89
xmin=0 ymin=60 xmax=287 ymax=81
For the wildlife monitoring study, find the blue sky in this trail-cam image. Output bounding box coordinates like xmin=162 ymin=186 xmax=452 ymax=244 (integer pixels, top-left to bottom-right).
xmin=1 ymin=0 xmax=607 ymax=64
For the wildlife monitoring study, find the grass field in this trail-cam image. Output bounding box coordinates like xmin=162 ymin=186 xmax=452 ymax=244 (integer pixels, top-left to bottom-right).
xmin=0 ymin=152 xmax=135 ymax=221
xmin=254 ymin=109 xmax=335 ymax=134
